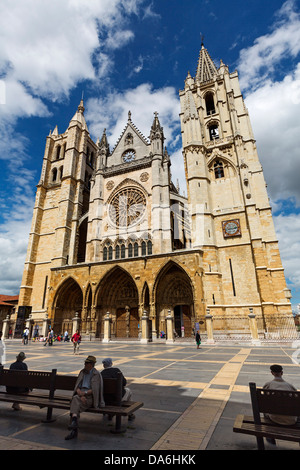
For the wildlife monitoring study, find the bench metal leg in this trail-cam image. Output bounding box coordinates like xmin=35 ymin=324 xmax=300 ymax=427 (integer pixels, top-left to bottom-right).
xmin=256 ymin=436 xmax=265 ymax=450
xmin=110 ymin=415 xmax=126 ymax=434
xmin=41 ymin=407 xmax=56 ymax=423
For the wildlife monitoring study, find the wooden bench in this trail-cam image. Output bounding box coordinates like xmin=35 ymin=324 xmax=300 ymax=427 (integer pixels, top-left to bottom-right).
xmin=0 ymin=366 xmax=143 ymax=433
xmin=233 ymin=382 xmax=300 ymax=450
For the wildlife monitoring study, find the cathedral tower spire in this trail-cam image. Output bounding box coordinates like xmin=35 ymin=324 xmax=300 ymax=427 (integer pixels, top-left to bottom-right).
xmin=196 ymin=44 xmax=218 ymax=82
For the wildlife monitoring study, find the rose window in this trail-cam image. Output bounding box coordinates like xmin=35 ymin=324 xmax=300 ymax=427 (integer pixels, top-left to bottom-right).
xmin=109 ymin=188 xmax=146 ymax=227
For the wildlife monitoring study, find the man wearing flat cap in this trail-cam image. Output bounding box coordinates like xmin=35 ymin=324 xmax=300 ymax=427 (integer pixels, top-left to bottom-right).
xmin=262 ymin=364 xmax=298 ymax=444
xmin=65 ymin=355 xmax=105 ymax=440
xmin=6 ymin=352 xmax=29 ymax=410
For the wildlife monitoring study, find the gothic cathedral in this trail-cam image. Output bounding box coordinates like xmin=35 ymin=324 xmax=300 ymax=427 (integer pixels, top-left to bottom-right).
xmin=14 ymin=45 xmax=295 ymax=342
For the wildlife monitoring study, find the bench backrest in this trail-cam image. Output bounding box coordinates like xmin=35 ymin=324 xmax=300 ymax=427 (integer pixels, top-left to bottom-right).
xmin=54 ymin=371 xmax=123 ymax=406
xmin=0 ymin=367 xmax=57 ymax=392
xmin=54 ymin=374 xmax=77 ymax=391
xmin=249 ymin=382 xmax=300 ymax=422
xmin=103 ymin=373 xmax=122 ymax=406
xmin=0 ymin=367 xmax=123 ymax=406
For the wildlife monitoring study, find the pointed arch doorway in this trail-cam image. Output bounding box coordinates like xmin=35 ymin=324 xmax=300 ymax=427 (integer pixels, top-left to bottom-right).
xmin=95 ymin=267 xmax=139 ymax=339
xmin=52 ymin=278 xmax=83 ymax=334
xmin=174 ymin=305 xmax=192 ymax=337
xmin=155 ymin=262 xmax=194 ymax=338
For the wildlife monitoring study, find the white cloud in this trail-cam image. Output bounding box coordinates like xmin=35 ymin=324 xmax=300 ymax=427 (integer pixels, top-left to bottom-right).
xmin=245 ymin=64 xmax=300 ymax=205
xmin=273 ymin=213 xmax=300 ymax=307
xmin=86 ymin=83 xmax=181 ymax=149
xmin=0 ymin=0 xmax=144 ymax=118
xmin=238 ymin=0 xmax=300 ymax=91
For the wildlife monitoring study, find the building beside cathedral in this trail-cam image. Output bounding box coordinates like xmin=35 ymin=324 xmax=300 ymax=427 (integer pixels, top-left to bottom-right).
xmin=11 ymin=45 xmax=296 ymax=342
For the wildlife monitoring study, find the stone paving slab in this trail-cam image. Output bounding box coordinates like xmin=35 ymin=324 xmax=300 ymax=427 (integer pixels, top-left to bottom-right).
xmin=1 ymin=339 xmax=300 ymax=454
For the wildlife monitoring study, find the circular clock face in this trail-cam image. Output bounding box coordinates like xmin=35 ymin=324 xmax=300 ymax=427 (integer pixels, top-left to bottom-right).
xmin=225 ymin=222 xmax=238 ymax=234
xmin=223 ymin=219 xmax=240 ymax=237
xmin=122 ymin=150 xmax=136 ymax=163
xmin=109 ymin=188 xmax=146 ymax=227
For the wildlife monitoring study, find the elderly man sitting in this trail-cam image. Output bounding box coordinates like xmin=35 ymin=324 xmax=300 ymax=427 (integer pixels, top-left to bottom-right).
xmin=65 ymin=355 xmax=105 ymax=440
xmin=101 ymin=357 xmax=135 ymax=421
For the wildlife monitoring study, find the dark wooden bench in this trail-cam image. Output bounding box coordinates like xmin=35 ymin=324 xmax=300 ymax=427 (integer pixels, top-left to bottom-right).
xmin=233 ymin=382 xmax=300 ymax=450
xmin=0 ymin=366 xmax=143 ymax=433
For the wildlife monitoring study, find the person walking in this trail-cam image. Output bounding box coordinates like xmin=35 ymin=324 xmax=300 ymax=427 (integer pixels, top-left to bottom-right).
xmin=23 ymin=327 xmax=29 ymax=345
xmin=195 ymin=330 xmax=201 ymax=349
xmin=71 ymin=329 xmax=81 ymax=354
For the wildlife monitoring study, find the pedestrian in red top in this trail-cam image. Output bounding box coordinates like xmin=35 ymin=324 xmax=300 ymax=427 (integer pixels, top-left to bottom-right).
xmin=71 ymin=329 xmax=81 ymax=355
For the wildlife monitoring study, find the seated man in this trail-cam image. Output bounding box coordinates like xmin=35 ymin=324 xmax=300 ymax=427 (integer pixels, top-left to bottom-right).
xmin=6 ymin=352 xmax=29 ymax=411
xmin=65 ymin=355 xmax=105 ymax=440
xmin=263 ymin=364 xmax=298 ymax=445
xmin=101 ymin=358 xmax=134 ymax=421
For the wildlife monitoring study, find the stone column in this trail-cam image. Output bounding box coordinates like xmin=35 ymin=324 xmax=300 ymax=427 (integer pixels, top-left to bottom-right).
xmin=248 ymin=308 xmax=261 ymax=345
xmin=205 ymin=309 xmax=215 ymax=344
xmin=103 ymin=312 xmax=111 ymax=343
xmin=166 ymin=309 xmax=174 ymax=344
xmin=141 ymin=311 xmax=149 ymax=344
xmin=42 ymin=313 xmax=50 ymax=337
xmin=150 ymin=303 xmax=157 ymax=341
xmin=2 ymin=315 xmax=10 ymax=339
xmin=25 ymin=314 xmax=33 ymax=338
xmin=72 ymin=312 xmax=81 ymax=336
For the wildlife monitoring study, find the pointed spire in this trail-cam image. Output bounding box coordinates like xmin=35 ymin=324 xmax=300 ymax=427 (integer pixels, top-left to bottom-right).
xmin=196 ymin=44 xmax=218 ymax=83
xmin=69 ymin=99 xmax=88 ymax=131
xmin=77 ymin=99 xmax=85 ymax=114
xmin=52 ymin=125 xmax=59 ymax=136
xmin=98 ymin=128 xmax=110 ymax=161
xmin=151 ymin=111 xmax=162 ymax=131
xmin=99 ymin=128 xmax=109 ymax=149
xmin=150 ymin=111 xmax=164 ymax=142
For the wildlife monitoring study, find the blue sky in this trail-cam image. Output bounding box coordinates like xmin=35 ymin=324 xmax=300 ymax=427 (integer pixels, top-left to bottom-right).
xmin=0 ymin=0 xmax=300 ymax=311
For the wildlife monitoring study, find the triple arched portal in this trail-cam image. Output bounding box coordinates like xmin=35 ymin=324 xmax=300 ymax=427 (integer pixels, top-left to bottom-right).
xmin=51 ymin=260 xmax=199 ymax=340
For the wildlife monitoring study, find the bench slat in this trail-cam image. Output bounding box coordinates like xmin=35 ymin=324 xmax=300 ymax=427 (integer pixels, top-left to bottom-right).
xmin=234 ymin=414 xmax=300 ymax=442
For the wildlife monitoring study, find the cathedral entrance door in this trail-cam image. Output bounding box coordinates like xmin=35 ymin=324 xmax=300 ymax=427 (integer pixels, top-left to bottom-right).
xmin=116 ymin=309 xmax=127 ymax=337
xmin=62 ymin=320 xmax=72 ymax=337
xmin=116 ymin=308 xmax=139 ymax=338
xmin=174 ymin=305 xmax=191 ymax=337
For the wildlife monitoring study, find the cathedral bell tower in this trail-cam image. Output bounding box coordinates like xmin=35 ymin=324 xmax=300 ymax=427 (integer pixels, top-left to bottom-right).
xmin=179 ymin=44 xmax=292 ymax=325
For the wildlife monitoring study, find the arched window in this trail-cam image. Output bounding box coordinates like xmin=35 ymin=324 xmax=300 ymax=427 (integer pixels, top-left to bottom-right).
xmin=205 ymin=93 xmax=215 ymax=115
xmin=52 ymin=168 xmax=57 ymax=182
xmin=128 ymin=243 xmax=133 ymax=257
xmin=115 ymin=245 xmax=120 ymax=259
xmin=56 ymin=145 xmax=61 ymax=160
xmin=121 ymin=244 xmax=126 ymax=259
xmin=214 ymin=160 xmax=224 ymax=179
xmin=147 ymin=240 xmax=152 ymax=255
xmin=134 ymin=242 xmax=139 ymax=257
xmin=209 ymin=124 xmax=219 ymax=140
xmin=108 ymin=246 xmax=113 ymax=260
xmin=103 ymin=246 xmax=108 ymax=261
xmin=59 ymin=166 xmax=63 ymax=180
xmin=141 ymin=241 xmax=146 ymax=256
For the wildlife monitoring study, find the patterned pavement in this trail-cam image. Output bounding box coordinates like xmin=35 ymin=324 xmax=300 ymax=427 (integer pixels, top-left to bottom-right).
xmin=1 ymin=338 xmax=300 ymax=452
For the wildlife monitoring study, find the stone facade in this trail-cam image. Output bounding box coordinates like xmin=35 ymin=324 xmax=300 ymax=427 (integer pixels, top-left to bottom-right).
xmin=13 ymin=46 xmax=295 ymax=341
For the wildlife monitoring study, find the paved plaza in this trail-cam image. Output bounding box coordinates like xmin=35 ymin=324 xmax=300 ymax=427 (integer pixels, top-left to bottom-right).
xmin=1 ymin=338 xmax=300 ymax=453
